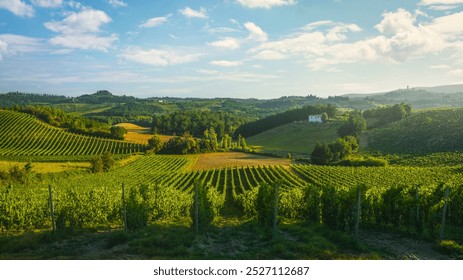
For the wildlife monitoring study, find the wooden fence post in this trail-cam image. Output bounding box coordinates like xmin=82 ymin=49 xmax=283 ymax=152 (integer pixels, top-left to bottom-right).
xmin=48 ymin=184 xmax=55 ymax=233
xmin=273 ymin=181 xmax=279 ymax=238
xmin=415 ymin=185 xmax=420 ymax=232
xmin=354 ymin=185 xmax=362 ymax=241
xmin=439 ymin=186 xmax=450 ymax=240
xmin=194 ymin=182 xmax=199 ymax=235
xmin=122 ymin=183 xmax=127 ymax=233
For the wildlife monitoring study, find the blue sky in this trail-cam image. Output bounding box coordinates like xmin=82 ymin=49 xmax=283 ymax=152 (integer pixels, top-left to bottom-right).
xmin=0 ymin=0 xmax=462 ymax=98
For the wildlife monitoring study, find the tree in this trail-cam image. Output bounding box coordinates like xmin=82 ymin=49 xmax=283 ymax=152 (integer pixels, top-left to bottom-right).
xmin=311 ymin=142 xmax=333 ymax=165
xmin=148 ymin=134 xmax=163 ymax=153
xmin=90 ymin=152 xmax=115 ymax=173
xmin=329 ymin=136 xmax=359 ymax=160
xmin=337 ymin=112 xmax=366 ymax=138
xmin=90 ymin=157 xmax=104 ymax=173
xmin=110 ymin=126 xmax=127 ymax=140
xmin=321 ymin=112 xmax=329 ymax=123
xmin=101 ymin=151 xmax=115 ymax=172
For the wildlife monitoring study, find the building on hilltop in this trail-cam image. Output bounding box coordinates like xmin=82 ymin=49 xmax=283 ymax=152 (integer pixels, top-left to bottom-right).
xmin=308 ymin=115 xmax=323 ymax=123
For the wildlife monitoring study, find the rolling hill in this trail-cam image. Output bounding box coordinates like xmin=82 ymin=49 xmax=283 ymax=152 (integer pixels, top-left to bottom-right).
xmin=0 ymin=110 xmax=146 ymax=160
xmin=367 ymin=108 xmax=463 ymax=154
xmin=247 ymin=121 xmax=341 ymax=157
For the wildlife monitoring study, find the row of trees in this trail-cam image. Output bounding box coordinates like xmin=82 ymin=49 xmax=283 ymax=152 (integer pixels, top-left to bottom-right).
xmin=151 ymin=110 xmax=250 ymax=139
xmin=148 ymin=128 xmax=248 ymax=155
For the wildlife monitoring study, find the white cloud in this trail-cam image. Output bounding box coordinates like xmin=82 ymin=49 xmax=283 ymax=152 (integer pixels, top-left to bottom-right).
xmin=31 ymin=0 xmax=62 ymax=7
xmin=107 ymin=0 xmax=127 ymax=7
xmin=209 ymin=37 xmax=241 ymax=49
xmin=427 ymin=5 xmax=459 ymax=10
xmin=0 ymin=34 xmax=44 ymax=55
xmin=140 ymin=15 xmax=171 ymax=28
xmin=429 ymin=64 xmax=451 ymax=69
xmin=179 ymin=7 xmax=208 ymax=19
xmin=49 ymin=34 xmax=118 ymax=52
xmin=0 ymin=0 xmax=34 ymax=17
xmin=251 ymin=9 xmax=463 ymax=70
xmin=253 ymin=49 xmax=286 ymax=60
xmin=236 ymin=0 xmax=296 ymax=9
xmin=0 ymin=39 xmax=8 ymax=60
xmin=120 ymin=47 xmax=203 ymax=66
xmin=45 ymin=9 xmax=112 ymax=34
xmin=419 ymin=0 xmax=463 ymax=5
xmin=244 ymin=22 xmax=268 ymax=42
xmin=210 ymin=60 xmax=243 ymax=67
xmin=67 ymin=0 xmax=83 ymax=10
xmin=44 ymin=9 xmax=117 ymax=51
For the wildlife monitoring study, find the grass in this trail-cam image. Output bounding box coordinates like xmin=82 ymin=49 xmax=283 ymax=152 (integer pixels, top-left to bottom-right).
xmin=0 ymin=161 xmax=89 ymax=173
xmin=0 ymin=219 xmax=380 ymax=260
xmin=247 ymin=121 xmax=341 ymax=157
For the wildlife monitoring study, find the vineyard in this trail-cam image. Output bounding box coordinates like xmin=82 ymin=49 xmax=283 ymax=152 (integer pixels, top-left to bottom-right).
xmin=367 ymin=108 xmax=463 ymax=153
xmin=1 ymin=153 xmax=462 ymax=245
xmin=0 ymin=110 xmax=146 ymax=160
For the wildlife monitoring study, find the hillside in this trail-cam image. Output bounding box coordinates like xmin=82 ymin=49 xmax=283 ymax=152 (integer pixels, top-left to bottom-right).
xmin=367 ymin=108 xmax=463 ymax=154
xmin=0 ymin=110 xmax=146 ymax=160
xmin=247 ymin=121 xmax=341 ymax=157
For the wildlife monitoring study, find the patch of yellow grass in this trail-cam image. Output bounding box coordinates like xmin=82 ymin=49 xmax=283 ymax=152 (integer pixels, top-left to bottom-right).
xmin=191 ymin=152 xmax=291 ymax=171
xmin=124 ymin=132 xmax=152 ymax=145
xmin=115 ymin=123 xmax=150 ymax=132
xmin=0 ymin=161 xmax=89 ymax=173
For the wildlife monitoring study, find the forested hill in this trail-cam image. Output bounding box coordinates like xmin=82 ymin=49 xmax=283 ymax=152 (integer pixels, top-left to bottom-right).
xmin=367 ymin=108 xmax=463 ymax=154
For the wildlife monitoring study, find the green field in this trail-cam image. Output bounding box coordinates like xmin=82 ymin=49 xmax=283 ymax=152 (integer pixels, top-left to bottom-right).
xmin=247 ymin=121 xmax=341 ymax=156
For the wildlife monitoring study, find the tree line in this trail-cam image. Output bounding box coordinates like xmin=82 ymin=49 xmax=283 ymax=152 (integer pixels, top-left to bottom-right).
xmin=234 ymin=104 xmax=337 ymax=138
xmin=152 ymin=110 xmax=251 ymax=139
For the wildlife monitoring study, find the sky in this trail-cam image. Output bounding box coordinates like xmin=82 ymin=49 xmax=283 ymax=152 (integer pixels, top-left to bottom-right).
xmin=0 ymin=0 xmax=462 ymax=99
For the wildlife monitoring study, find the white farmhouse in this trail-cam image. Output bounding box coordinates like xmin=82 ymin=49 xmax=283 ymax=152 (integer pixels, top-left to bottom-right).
xmin=308 ymin=115 xmax=323 ymax=123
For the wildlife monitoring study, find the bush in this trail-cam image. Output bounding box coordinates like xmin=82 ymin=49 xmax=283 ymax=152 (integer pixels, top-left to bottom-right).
xmin=336 ymin=157 xmax=388 ymax=167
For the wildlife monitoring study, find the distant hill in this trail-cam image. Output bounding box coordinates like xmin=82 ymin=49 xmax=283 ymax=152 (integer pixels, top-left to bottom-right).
xmin=416 ymin=84 xmax=463 ymax=93
xmin=247 ymin=121 xmax=341 ymax=157
xmin=367 ymin=108 xmax=463 ymax=154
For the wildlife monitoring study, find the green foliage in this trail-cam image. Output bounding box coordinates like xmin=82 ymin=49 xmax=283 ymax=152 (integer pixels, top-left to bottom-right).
xmin=90 ymin=152 xmax=115 ymax=173
xmin=256 ymin=182 xmax=278 ymax=229
xmin=152 ymin=110 xmax=249 ymax=139
xmin=148 ymin=134 xmax=164 ymax=153
xmin=0 ymin=110 xmax=146 ymax=158
xmin=162 ymin=133 xmax=200 ymax=154
xmin=125 ymin=185 xmax=149 ymax=231
xmin=311 ymin=142 xmax=333 ymax=165
xmin=329 ymin=136 xmax=359 ymax=161
xmin=321 ymin=112 xmax=328 ymax=123
xmin=368 ymin=108 xmax=463 ymax=153
xmin=110 ymin=126 xmax=127 ymax=140
xmin=235 ymin=104 xmax=337 ymax=138
xmin=363 ymin=103 xmax=411 ymax=129
xmin=192 ymin=181 xmax=221 ymax=233
xmin=337 ymin=111 xmax=366 ymax=138
xmin=337 ymin=157 xmax=388 ymax=167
